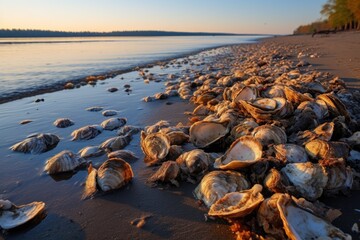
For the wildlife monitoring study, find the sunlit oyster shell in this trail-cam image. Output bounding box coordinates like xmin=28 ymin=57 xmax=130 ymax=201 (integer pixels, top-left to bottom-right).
xmin=99 ymin=134 xmax=132 ymax=152
xmin=10 ymin=133 xmax=60 ymax=154
xmin=281 ymin=162 xmax=328 ymax=200
xmin=305 ymin=139 xmax=349 ymax=160
xmin=147 ymin=161 xmax=180 ymax=187
xmin=289 ymin=122 xmax=334 ymax=145
xmin=208 ymin=184 xmax=264 ymax=218
xmin=44 ymin=150 xmax=86 ymax=174
xmin=165 ymin=130 xmax=189 ymax=145
xmin=189 ymin=120 xmax=229 ymax=148
xmin=214 ymin=136 xmax=263 ymax=170
xmin=194 ymin=170 xmax=250 ymax=208
xmin=232 ymin=86 xmax=258 ymax=102
xmin=317 ymin=93 xmax=350 ymax=121
xmin=264 ymin=168 xmax=292 ymax=194
xmin=261 ymin=85 xmax=285 ymax=98
xmin=107 ymin=150 xmax=138 ymax=161
xmin=82 ymin=164 xmax=98 ymax=200
xmin=230 ymin=118 xmax=259 ymax=140
xmin=252 ymin=125 xmax=287 ymax=147
xmin=166 ymin=145 xmax=184 ymax=160
xmin=140 ymin=131 xmax=171 ymax=165
xmin=273 ymin=144 xmax=308 ymax=163
xmin=97 ymin=158 xmax=134 ymax=192
xmin=277 ymin=194 xmax=351 ymax=240
xmin=53 ymin=118 xmax=74 ymax=128
xmin=0 ymin=200 xmax=46 ymax=230
xmin=283 ymin=86 xmax=313 ymax=106
xmin=176 ymin=149 xmax=212 ymax=183
xmin=239 ymin=97 xmax=293 ymax=120
xmin=78 ymin=146 xmax=104 ymax=158
xmin=145 ymin=120 xmax=170 ymax=134
xmin=100 ymin=117 xmax=127 ymax=130
xmin=86 ymin=106 xmax=103 ymax=112
xmin=296 ymin=100 xmax=329 ymax=120
xmin=71 ymin=125 xmax=103 ymax=141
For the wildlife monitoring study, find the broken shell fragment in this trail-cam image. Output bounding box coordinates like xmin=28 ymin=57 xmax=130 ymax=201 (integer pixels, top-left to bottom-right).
xmin=148 ymin=161 xmax=180 ymax=187
xmin=208 ymin=184 xmax=264 ymax=218
xmin=82 ymin=164 xmax=98 ymax=200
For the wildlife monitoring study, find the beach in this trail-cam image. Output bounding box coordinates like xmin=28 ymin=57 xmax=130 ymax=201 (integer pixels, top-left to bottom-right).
xmin=1 ymin=31 xmax=360 ymax=239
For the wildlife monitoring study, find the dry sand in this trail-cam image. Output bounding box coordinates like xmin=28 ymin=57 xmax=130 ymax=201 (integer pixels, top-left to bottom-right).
xmin=1 ymin=32 xmax=360 ymax=239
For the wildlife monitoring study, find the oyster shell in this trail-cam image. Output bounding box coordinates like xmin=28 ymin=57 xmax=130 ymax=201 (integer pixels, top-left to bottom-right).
xmin=189 ymin=120 xmax=229 ymax=148
xmin=232 ymin=86 xmax=258 ymax=102
xmin=320 ymin=159 xmax=353 ymax=194
xmin=229 ymin=118 xmax=258 ymax=141
xmin=277 ymin=194 xmax=351 ymax=240
xmin=140 ymin=131 xmax=171 ymax=166
xmin=97 ymin=158 xmax=134 ymax=192
xmin=86 ymin=106 xmax=103 ymax=112
xmin=305 ymin=139 xmax=349 ymax=160
xmin=194 ymin=170 xmax=250 ymax=208
xmin=257 ymin=193 xmax=287 ymax=239
xmin=78 ymin=146 xmax=104 ymax=158
xmin=214 ymin=136 xmax=263 ymax=170
xmin=147 ymin=161 xmax=180 ymax=187
xmin=252 ymin=125 xmax=287 ymax=147
xmin=0 ymin=200 xmax=46 ymax=230
xmin=176 ymin=149 xmax=212 ymax=183
xmin=283 ymin=86 xmax=313 ymax=105
xmin=165 ymin=130 xmax=189 ymax=145
xmin=117 ymin=125 xmax=142 ymax=136
xmin=100 ymin=117 xmax=127 ymax=131
xmin=289 ymin=122 xmax=334 ymax=145
xmin=281 ymin=162 xmax=328 ymax=200
xmin=107 ymin=150 xmax=138 ymax=161
xmin=296 ymin=100 xmax=329 ymax=120
xmin=144 ymin=120 xmax=170 ymax=134
xmin=44 ymin=150 xmax=86 ymax=174
xmin=273 ymin=144 xmax=308 ymax=163
xmin=82 ymin=164 xmax=98 ymax=200
xmin=53 ymin=118 xmax=74 ymax=128
xmin=10 ymin=133 xmax=60 ymax=154
xmin=99 ymin=134 xmax=132 ymax=152
xmin=102 ymin=110 xmax=118 ymax=116
xmin=317 ymin=93 xmax=350 ymax=121
xmin=71 ymin=125 xmax=103 ymax=141
xmin=208 ymin=184 xmax=264 ymax=218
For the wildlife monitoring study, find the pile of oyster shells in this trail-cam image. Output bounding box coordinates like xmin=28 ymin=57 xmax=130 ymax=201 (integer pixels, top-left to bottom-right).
xmin=140 ymin=43 xmax=360 ymax=239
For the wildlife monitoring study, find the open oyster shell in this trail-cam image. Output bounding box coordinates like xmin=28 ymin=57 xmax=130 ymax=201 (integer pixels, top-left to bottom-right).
xmin=214 ymin=136 xmax=263 ymax=170
xmin=277 ymin=194 xmax=351 ymax=240
xmin=305 ymin=139 xmax=350 ymax=160
xmin=252 ymin=125 xmax=287 ymax=147
xmin=208 ymin=184 xmax=264 ymax=218
xmin=189 ymin=120 xmax=229 ymax=148
xmin=141 ymin=131 xmax=171 ymax=165
xmin=0 ymin=200 xmax=45 ymax=230
xmin=273 ymin=144 xmax=308 ymax=163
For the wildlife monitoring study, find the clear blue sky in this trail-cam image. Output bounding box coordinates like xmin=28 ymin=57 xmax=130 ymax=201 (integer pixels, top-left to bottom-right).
xmin=0 ymin=0 xmax=328 ymax=34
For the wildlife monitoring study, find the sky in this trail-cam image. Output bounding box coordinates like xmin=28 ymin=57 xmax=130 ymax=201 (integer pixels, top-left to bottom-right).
xmin=0 ymin=0 xmax=328 ymax=34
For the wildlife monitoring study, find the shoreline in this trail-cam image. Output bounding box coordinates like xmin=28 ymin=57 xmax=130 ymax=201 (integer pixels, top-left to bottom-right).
xmin=0 ymin=42 xmax=257 ymax=105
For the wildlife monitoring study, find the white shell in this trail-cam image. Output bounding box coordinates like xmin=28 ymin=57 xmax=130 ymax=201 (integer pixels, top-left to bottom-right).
xmin=273 ymin=144 xmax=308 ymax=163
xmin=0 ymin=200 xmax=45 ymax=230
xmin=252 ymin=125 xmax=287 ymax=147
xmin=71 ymin=125 xmax=103 ymax=141
xmin=53 ymin=118 xmax=74 ymax=128
xmin=208 ymin=184 xmax=264 ymax=218
xmin=44 ymin=150 xmax=86 ymax=174
xmin=214 ymin=136 xmax=263 ymax=170
xmin=97 ymin=158 xmax=134 ymax=192
xmin=194 ymin=170 xmax=250 ymax=208
xmin=10 ymin=133 xmax=60 ymax=154
xmin=101 ymin=117 xmax=127 ymax=130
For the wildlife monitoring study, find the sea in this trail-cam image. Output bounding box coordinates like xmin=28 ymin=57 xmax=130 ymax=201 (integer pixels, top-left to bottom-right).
xmin=0 ymin=35 xmax=265 ymax=102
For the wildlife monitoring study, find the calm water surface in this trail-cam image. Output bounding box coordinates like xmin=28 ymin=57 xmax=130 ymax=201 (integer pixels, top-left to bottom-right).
xmin=0 ymin=36 xmax=264 ymax=100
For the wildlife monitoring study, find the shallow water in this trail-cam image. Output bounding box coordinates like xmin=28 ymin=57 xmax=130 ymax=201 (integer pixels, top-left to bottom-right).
xmin=0 ymin=48 xmax=237 ymax=239
xmin=0 ymin=35 xmax=263 ymax=100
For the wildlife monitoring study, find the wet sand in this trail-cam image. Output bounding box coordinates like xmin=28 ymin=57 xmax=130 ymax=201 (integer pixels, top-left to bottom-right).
xmin=1 ymin=33 xmax=360 ymax=239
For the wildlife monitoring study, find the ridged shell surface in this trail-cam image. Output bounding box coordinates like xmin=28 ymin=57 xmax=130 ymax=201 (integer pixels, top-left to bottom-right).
xmin=10 ymin=133 xmax=60 ymax=154
xmin=101 ymin=117 xmax=127 ymax=130
xmin=71 ymin=125 xmax=102 ymax=141
xmin=44 ymin=150 xmax=85 ymax=174
xmin=53 ymin=118 xmax=74 ymax=128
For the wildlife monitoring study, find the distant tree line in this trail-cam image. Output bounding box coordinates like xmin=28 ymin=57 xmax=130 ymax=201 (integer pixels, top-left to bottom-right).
xmin=0 ymin=29 xmax=240 ymax=38
xmin=294 ymin=0 xmax=360 ymax=34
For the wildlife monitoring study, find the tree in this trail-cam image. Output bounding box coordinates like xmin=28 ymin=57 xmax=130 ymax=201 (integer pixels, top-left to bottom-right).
xmin=347 ymin=0 xmax=360 ymax=29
